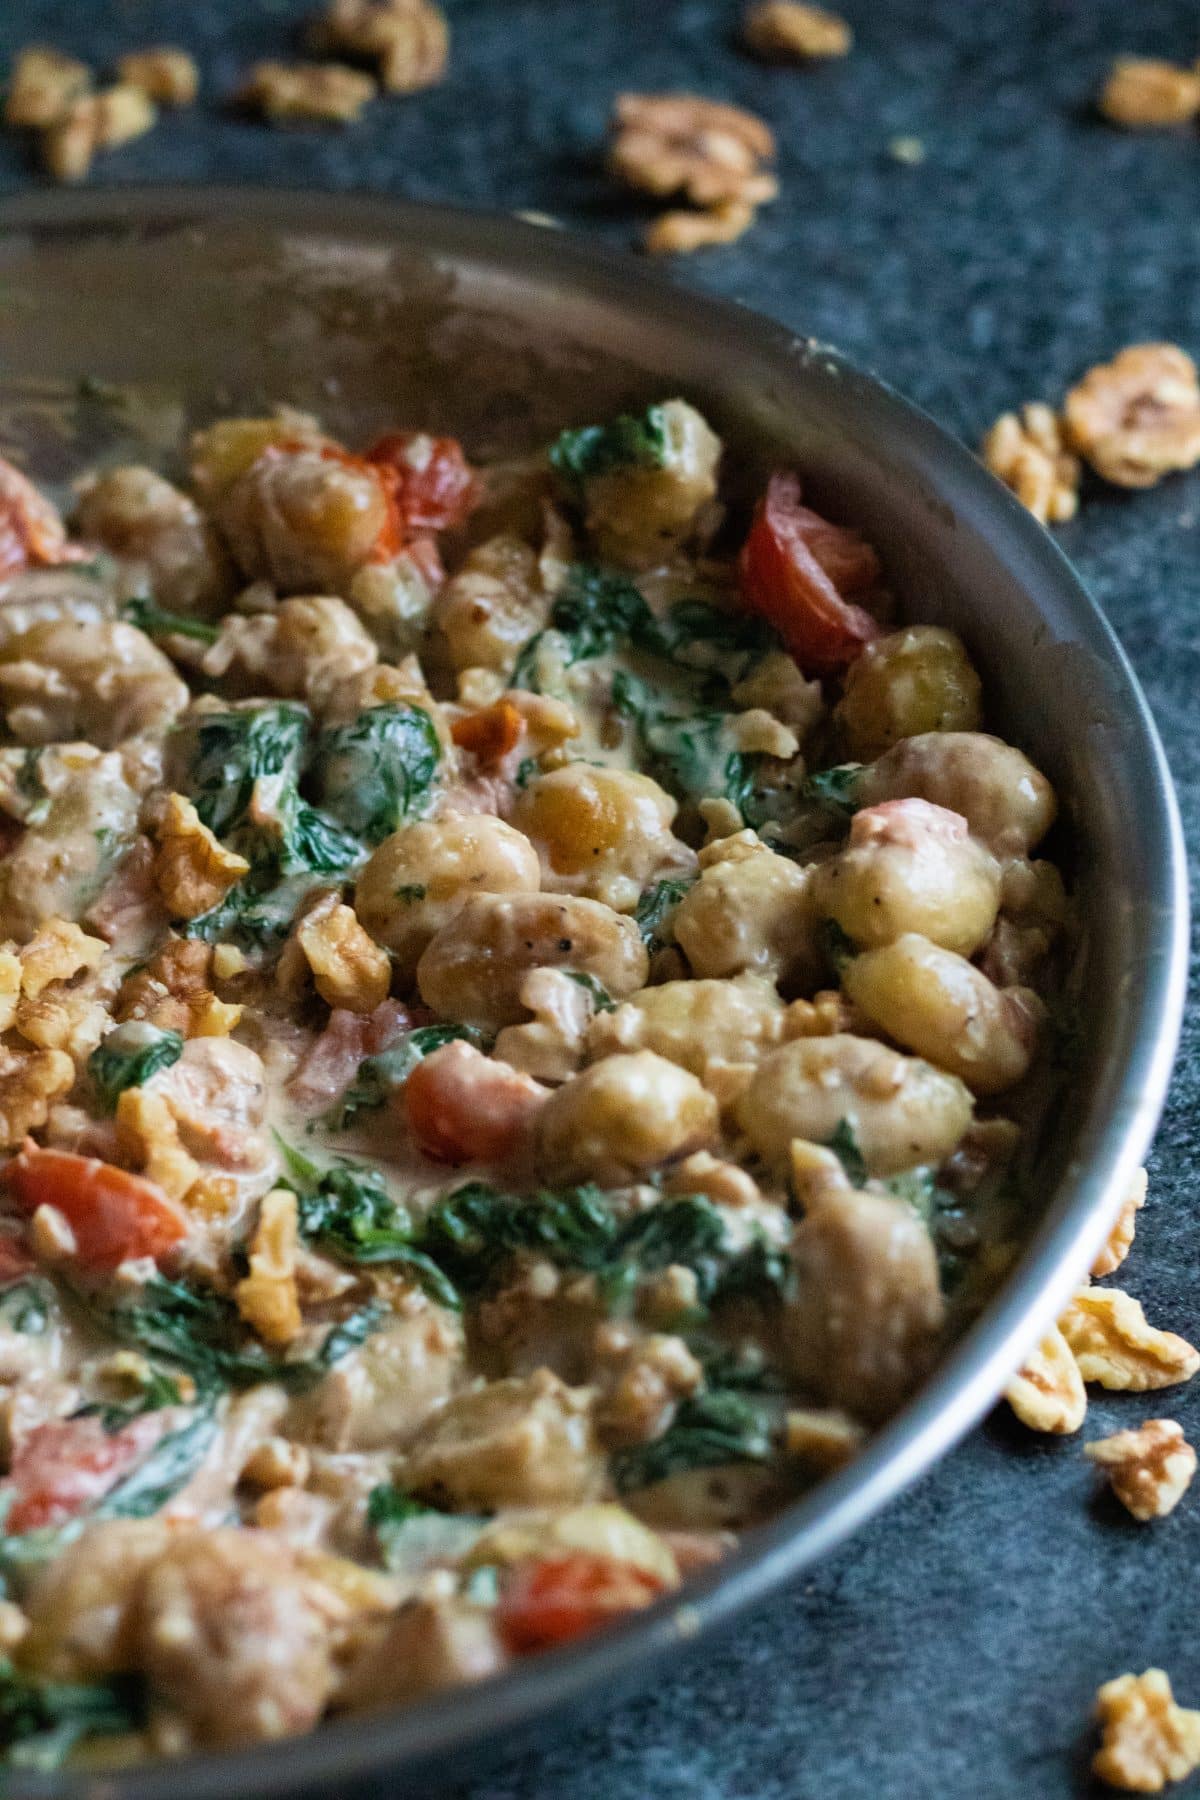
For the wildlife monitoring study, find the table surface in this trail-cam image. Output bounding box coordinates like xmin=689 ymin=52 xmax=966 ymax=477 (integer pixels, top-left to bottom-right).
xmin=3 ymin=2 xmax=1199 ymax=1794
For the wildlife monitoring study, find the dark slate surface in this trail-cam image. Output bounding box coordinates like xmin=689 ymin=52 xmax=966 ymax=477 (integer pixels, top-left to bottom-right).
xmin=2 ymin=2 xmax=1199 ymax=1794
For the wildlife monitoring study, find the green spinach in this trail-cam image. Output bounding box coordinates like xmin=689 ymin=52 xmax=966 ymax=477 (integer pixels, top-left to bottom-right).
xmin=633 ymin=876 xmax=694 ymax=953
xmin=122 ymin=597 xmax=220 ymax=644
xmin=549 ymin=405 xmax=669 ymax=493
xmin=313 ymin=704 xmax=441 ymax=845
xmin=611 ymin=1389 xmax=773 ymax=1493
xmin=804 ymin=763 xmax=867 ymax=818
xmin=101 ymin=1275 xmax=382 ymax=1393
xmin=563 ymin=971 xmax=617 ymax=1013
xmin=280 ymin=1147 xmax=461 ymax=1308
xmin=827 ymin=1118 xmax=868 ymax=1185
xmin=611 ymin=669 xmax=762 ymax=817
xmin=87 ymin=1024 xmax=184 ymax=1115
xmin=0 ymin=1659 xmax=143 ymax=1770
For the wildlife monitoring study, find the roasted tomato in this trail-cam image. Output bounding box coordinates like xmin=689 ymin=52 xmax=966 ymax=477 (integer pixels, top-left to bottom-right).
xmin=497 ymin=1553 xmax=669 ymax=1654
xmin=365 ymin=433 xmax=478 ymax=536
xmin=4 ymin=1143 xmax=188 ymax=1270
xmin=738 ymin=470 xmax=883 ymax=675
xmin=403 ymin=1041 xmax=546 ymax=1164
xmin=450 ymin=699 xmax=524 ymax=765
xmin=4 ymin=1413 xmax=165 ymax=1534
xmin=0 ymin=456 xmax=77 ymax=574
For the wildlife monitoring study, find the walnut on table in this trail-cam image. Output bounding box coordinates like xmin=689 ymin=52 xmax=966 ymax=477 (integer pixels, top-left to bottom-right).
xmin=238 ymin=60 xmax=378 ymax=126
xmin=742 ymin=2 xmax=852 ymax=61
xmin=4 ymin=46 xmax=91 ymax=129
xmin=42 ymin=84 xmax=157 ymax=184
xmin=308 ymin=0 xmax=449 ymax=96
xmin=1093 ymin=1168 xmax=1148 ymax=1278
xmin=609 ymin=92 xmax=777 ymax=256
xmin=1098 ymin=57 xmax=1200 ymax=130
xmin=117 ymin=47 xmax=200 ymax=108
xmin=1004 ymin=1323 xmax=1087 ymax=1433
xmin=1084 ymin=1419 xmax=1196 ymax=1522
xmin=644 ymin=199 xmax=758 ymax=256
xmin=1094 ymin=1669 xmax=1200 ymax=1793
xmin=1059 ymin=1287 xmax=1200 ymax=1393
xmin=1063 ymin=344 xmax=1200 ymax=489
xmin=980 ymin=402 xmax=1081 ymax=525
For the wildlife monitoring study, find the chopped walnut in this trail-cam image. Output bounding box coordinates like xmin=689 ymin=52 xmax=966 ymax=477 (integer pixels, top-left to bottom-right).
xmin=728 ymin=710 xmax=800 ymax=759
xmin=1059 ymin=1287 xmax=1200 ymax=1392
xmin=0 ymin=951 xmax=19 ymax=1033
xmin=595 ymin=1331 xmax=703 ymax=1445
xmin=151 ymin=793 xmax=250 ymax=921
xmin=4 ymin=46 xmax=91 ymax=129
xmin=115 ymin=1087 xmax=201 ymax=1204
xmin=242 ymin=1436 xmax=312 ymax=1491
xmin=1004 ymin=1323 xmax=1087 ymax=1434
xmin=1098 ymin=58 xmax=1200 ymax=130
xmin=235 ymin=1189 xmax=303 ymax=1347
xmin=730 ymin=650 xmax=824 ymax=737
xmin=644 ymin=199 xmax=758 ymax=255
xmin=238 ymin=60 xmax=377 ymax=125
xmin=308 ymin=0 xmax=449 ymax=95
xmin=784 ymin=1406 xmax=866 ymax=1468
xmin=16 ymin=982 xmax=112 ymax=1061
xmin=1085 ymin=1419 xmax=1197 ymax=1522
xmin=295 ymin=895 xmax=391 ymax=1015
xmin=610 ymin=93 xmax=777 ymax=208
xmin=0 ymin=1044 xmax=75 ymax=1150
xmin=1063 ymin=344 xmax=1200 ymax=489
xmin=43 ymin=84 xmax=157 ymax=184
xmin=116 ymin=938 xmax=241 ymax=1039
xmin=184 ymin=1172 xmax=237 ymax=1217
xmin=18 ymin=919 xmax=106 ymax=999
xmin=1094 ymin=1168 xmax=1148 ymax=1278
xmin=980 ymin=404 xmax=1081 ymax=525
xmin=116 ymin=48 xmax=200 ymax=107
xmin=1094 ymin=1669 xmax=1200 ymax=1792
xmin=743 ymin=2 xmax=852 ymax=60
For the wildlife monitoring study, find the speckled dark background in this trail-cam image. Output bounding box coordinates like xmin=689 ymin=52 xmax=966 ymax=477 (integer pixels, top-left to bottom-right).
xmin=2 ymin=2 xmax=1199 ymax=1794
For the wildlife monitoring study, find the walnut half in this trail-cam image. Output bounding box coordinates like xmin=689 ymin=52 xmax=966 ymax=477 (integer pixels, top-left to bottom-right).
xmin=1094 ymin=1669 xmax=1200 ymax=1792
xmin=980 ymin=403 xmax=1080 ymax=525
xmin=1004 ymin=1323 xmax=1087 ymax=1434
xmin=742 ymin=2 xmax=852 ymax=61
xmin=1085 ymin=1419 xmax=1197 ymax=1522
xmin=1059 ymin=1287 xmax=1200 ymax=1392
xmin=1063 ymin=344 xmax=1200 ymax=490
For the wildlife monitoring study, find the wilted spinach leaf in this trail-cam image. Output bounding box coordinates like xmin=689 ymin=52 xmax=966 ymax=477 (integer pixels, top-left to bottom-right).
xmin=634 ymin=876 xmax=694 ymax=953
xmin=0 ymin=1659 xmax=144 ymax=1770
xmin=313 ymin=704 xmax=441 ymax=844
xmin=549 ymin=405 xmax=668 ymax=493
xmin=122 ymin=597 xmax=220 ymax=644
xmin=611 ymin=1389 xmax=773 ymax=1492
xmin=88 ymin=1024 xmax=183 ymax=1115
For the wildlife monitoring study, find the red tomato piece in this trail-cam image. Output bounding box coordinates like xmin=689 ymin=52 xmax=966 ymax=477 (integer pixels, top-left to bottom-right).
xmin=403 ymin=1041 xmax=546 ymax=1165
xmin=450 ymin=699 xmax=524 ymax=765
xmin=497 ymin=1553 xmax=669 ymax=1654
xmin=0 ymin=456 xmax=77 ymax=575
xmin=4 ymin=1143 xmax=188 ymax=1271
xmin=738 ymin=470 xmax=884 ymax=675
xmin=365 ymin=433 xmax=479 ymax=535
xmin=4 ymin=1413 xmax=164 ymax=1535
